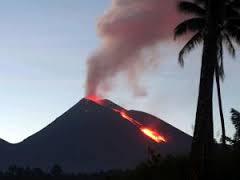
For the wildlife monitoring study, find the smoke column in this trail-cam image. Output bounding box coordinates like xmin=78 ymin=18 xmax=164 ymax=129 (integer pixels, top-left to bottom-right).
xmin=86 ymin=0 xmax=182 ymax=97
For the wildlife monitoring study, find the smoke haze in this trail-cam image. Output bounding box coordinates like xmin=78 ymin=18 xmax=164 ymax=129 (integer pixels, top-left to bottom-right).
xmin=86 ymin=0 xmax=182 ymax=97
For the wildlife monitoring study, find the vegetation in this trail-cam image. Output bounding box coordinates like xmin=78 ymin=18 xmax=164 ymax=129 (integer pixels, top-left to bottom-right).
xmin=0 ymin=146 xmax=240 ymax=180
xmin=174 ymin=0 xmax=240 ymax=178
xmin=227 ymin=109 xmax=240 ymax=145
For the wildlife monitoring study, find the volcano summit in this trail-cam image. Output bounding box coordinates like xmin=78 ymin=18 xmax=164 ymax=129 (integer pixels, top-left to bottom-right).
xmin=0 ymin=98 xmax=192 ymax=172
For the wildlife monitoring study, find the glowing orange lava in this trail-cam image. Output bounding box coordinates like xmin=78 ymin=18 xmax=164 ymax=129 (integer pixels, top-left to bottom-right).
xmin=86 ymin=96 xmax=167 ymax=143
xmin=86 ymin=95 xmax=104 ymax=105
xmin=140 ymin=128 xmax=166 ymax=143
xmin=113 ymin=109 xmax=142 ymax=127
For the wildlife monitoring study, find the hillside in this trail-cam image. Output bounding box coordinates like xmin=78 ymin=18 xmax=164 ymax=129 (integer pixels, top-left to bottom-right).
xmin=0 ymin=98 xmax=192 ymax=172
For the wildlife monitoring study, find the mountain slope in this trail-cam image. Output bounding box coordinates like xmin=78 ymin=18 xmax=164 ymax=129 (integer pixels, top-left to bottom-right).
xmin=0 ymin=98 xmax=192 ymax=172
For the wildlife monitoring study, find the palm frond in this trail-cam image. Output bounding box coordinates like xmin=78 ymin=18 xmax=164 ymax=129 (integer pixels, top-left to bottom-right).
xmin=178 ymin=1 xmax=206 ymax=16
xmin=217 ymin=38 xmax=225 ymax=80
xmin=194 ymin=0 xmax=206 ymax=4
xmin=174 ymin=17 xmax=205 ymax=39
xmin=226 ymin=4 xmax=240 ymax=18
xmin=225 ymin=23 xmax=240 ymax=46
xmin=227 ymin=17 xmax=240 ymax=27
xmin=223 ymin=32 xmax=236 ymax=58
xmin=178 ymin=31 xmax=203 ymax=66
xmin=232 ymin=109 xmax=240 ymax=123
xmin=230 ymin=0 xmax=240 ymax=9
xmin=216 ymin=31 xmax=236 ymax=80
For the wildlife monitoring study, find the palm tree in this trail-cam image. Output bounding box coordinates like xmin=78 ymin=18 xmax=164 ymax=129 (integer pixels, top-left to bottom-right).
xmin=175 ymin=0 xmax=240 ymax=146
xmin=174 ymin=0 xmax=240 ymax=178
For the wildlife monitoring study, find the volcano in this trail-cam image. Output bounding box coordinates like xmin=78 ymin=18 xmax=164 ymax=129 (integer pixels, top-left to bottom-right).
xmin=0 ymin=98 xmax=192 ymax=172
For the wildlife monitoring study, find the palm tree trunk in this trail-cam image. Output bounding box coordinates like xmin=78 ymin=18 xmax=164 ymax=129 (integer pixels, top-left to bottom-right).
xmin=190 ymin=0 xmax=220 ymax=179
xmin=191 ymin=39 xmax=216 ymax=180
xmin=215 ymin=67 xmax=226 ymax=147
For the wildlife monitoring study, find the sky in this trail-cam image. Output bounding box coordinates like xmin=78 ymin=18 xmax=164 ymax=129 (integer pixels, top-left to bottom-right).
xmin=0 ymin=0 xmax=239 ymax=143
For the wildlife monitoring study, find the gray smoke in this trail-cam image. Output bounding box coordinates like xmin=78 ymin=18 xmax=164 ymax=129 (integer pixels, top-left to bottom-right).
xmin=86 ymin=0 xmax=182 ymax=97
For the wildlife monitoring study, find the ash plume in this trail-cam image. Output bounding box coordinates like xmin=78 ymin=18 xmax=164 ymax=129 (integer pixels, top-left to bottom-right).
xmin=86 ymin=0 xmax=182 ymax=97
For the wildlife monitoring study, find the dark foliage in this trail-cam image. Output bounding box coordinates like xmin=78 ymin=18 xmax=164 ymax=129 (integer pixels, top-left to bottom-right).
xmin=231 ymin=109 xmax=240 ymax=141
xmin=1 ymin=145 xmax=240 ymax=180
xmin=0 ymin=156 xmax=190 ymax=180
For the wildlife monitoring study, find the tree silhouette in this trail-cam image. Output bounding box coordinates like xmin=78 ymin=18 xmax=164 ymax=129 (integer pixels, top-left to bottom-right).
xmin=174 ymin=0 xmax=240 ymax=179
xmin=50 ymin=164 xmax=63 ymax=176
xmin=175 ymin=0 xmax=240 ymax=145
xmin=231 ymin=108 xmax=240 ymax=142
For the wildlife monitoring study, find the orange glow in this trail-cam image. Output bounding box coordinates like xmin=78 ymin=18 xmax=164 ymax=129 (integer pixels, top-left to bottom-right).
xmin=141 ymin=128 xmax=166 ymax=143
xmin=85 ymin=96 xmax=167 ymax=143
xmin=86 ymin=95 xmax=104 ymax=105
xmin=119 ymin=111 xmax=142 ymax=127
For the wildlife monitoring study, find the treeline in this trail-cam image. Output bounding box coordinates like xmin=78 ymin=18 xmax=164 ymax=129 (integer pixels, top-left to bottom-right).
xmin=0 ymin=155 xmax=190 ymax=180
xmin=0 ymin=148 xmax=240 ymax=180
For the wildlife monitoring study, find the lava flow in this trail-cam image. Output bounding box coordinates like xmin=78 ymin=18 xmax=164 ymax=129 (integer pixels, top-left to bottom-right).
xmin=86 ymin=96 xmax=166 ymax=143
xmin=86 ymin=95 xmax=105 ymax=106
